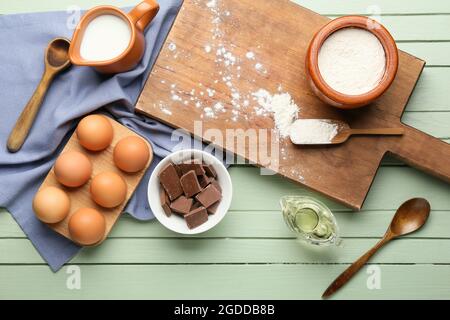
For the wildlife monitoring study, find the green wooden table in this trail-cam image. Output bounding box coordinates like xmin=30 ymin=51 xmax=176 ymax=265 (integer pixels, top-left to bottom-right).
xmin=1 ymin=0 xmax=449 ymax=300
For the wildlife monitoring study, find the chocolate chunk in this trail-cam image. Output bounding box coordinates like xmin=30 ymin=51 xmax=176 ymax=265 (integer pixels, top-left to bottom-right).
xmin=170 ymin=196 xmax=193 ymax=216
xmin=203 ymin=164 xmax=217 ymax=178
xmin=207 ymin=201 xmax=220 ymax=215
xmin=195 ymin=184 xmax=222 ymax=208
xmin=173 ymin=163 xmax=183 ymax=178
xmin=185 ymin=207 xmax=208 ymax=229
xmin=210 ymin=179 xmax=222 ymax=193
xmin=191 ymin=201 xmax=202 ymax=210
xmin=178 ymin=162 xmax=205 ymax=176
xmin=159 ymin=163 xmax=183 ymax=201
xmin=198 ymin=174 xmax=213 ymax=189
xmin=180 ymin=170 xmax=203 ymax=198
xmin=160 ymin=188 xmax=172 ymax=217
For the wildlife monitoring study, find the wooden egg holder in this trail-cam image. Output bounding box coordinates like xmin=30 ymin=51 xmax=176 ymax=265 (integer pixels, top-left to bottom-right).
xmin=38 ymin=117 xmax=153 ymax=246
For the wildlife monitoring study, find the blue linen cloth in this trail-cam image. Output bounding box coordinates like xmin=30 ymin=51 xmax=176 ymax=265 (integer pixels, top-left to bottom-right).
xmin=0 ymin=0 xmax=184 ymax=271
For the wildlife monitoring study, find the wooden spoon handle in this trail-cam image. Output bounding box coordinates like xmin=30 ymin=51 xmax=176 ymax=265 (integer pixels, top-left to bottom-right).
xmin=7 ymin=69 xmax=55 ymax=153
xmin=350 ymin=128 xmax=405 ymax=136
xmin=322 ymin=237 xmax=390 ymax=298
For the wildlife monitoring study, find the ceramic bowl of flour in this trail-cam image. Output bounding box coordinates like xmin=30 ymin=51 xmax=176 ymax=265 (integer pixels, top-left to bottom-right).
xmin=306 ymin=15 xmax=399 ymax=109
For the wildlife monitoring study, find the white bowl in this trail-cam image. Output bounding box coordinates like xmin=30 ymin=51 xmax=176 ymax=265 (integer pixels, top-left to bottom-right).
xmin=148 ymin=149 xmax=232 ymax=235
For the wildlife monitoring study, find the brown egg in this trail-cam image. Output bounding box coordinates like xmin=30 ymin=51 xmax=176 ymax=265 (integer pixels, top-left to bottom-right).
xmin=54 ymin=151 xmax=92 ymax=187
xmin=68 ymin=208 xmax=106 ymax=246
xmin=76 ymin=115 xmax=114 ymax=151
xmin=33 ymin=187 xmax=70 ymax=224
xmin=90 ymin=172 xmax=127 ymax=208
xmin=113 ymin=136 xmax=150 ymax=173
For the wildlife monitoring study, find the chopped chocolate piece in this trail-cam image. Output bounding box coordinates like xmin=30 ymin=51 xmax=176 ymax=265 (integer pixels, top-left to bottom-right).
xmin=210 ymin=179 xmax=222 ymax=193
xmin=195 ymin=184 xmax=222 ymax=208
xmin=170 ymin=196 xmax=193 ymax=216
xmin=173 ymin=163 xmax=183 ymax=178
xmin=160 ymin=188 xmax=172 ymax=217
xmin=159 ymin=163 xmax=183 ymax=201
xmin=198 ymin=173 xmax=213 ymax=189
xmin=203 ymin=164 xmax=217 ymax=178
xmin=180 ymin=170 xmax=203 ymax=198
xmin=191 ymin=201 xmax=202 ymax=210
xmin=185 ymin=207 xmax=208 ymax=229
xmin=207 ymin=201 xmax=220 ymax=215
xmin=178 ymin=163 xmax=205 ymax=176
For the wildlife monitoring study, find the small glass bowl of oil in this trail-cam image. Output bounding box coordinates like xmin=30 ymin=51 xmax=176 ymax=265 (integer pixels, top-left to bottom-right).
xmin=280 ymin=196 xmax=341 ymax=246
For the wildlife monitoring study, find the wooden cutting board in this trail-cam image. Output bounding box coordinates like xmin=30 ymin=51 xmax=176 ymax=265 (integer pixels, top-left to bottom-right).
xmin=136 ymin=0 xmax=450 ymax=210
xmin=40 ymin=117 xmax=153 ymax=245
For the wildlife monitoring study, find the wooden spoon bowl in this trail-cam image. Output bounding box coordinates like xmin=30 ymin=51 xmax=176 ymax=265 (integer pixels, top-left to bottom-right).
xmin=46 ymin=38 xmax=71 ymax=69
xmin=322 ymin=198 xmax=431 ymax=298
xmin=7 ymin=38 xmax=71 ymax=153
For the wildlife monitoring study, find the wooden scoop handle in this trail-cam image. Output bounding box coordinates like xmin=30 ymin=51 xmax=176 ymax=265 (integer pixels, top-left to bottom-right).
xmin=350 ymin=128 xmax=405 ymax=136
xmin=389 ymin=125 xmax=450 ymax=183
xmin=7 ymin=68 xmax=55 ymax=153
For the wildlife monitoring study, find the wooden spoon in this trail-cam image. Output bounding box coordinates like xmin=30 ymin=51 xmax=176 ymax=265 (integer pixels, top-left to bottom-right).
xmin=290 ymin=119 xmax=404 ymax=145
xmin=7 ymin=38 xmax=71 ymax=153
xmin=322 ymin=198 xmax=431 ymax=299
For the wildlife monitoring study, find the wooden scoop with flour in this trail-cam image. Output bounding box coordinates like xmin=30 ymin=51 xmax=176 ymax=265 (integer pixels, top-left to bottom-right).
xmin=290 ymin=119 xmax=404 ymax=146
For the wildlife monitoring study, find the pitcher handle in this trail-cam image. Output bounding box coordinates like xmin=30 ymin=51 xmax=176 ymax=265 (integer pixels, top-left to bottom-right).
xmin=129 ymin=0 xmax=160 ymax=31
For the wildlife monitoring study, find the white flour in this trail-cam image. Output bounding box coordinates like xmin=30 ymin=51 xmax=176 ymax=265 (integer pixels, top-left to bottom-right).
xmin=252 ymin=89 xmax=299 ymax=138
xmin=289 ymin=119 xmax=338 ymax=144
xmin=318 ymin=28 xmax=386 ymax=96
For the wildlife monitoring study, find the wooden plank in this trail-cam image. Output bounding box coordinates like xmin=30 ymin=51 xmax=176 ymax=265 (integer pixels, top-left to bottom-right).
xmin=2 ymin=0 xmax=450 ymax=15
xmin=2 ymin=209 xmax=450 ymax=239
xmin=402 ymin=112 xmax=450 ymax=137
xmin=398 ymin=43 xmax=450 ymax=67
xmin=297 ymin=0 xmax=450 ymax=15
xmin=1 ymin=264 xmax=450 ymax=299
xmin=2 ymin=164 xmax=450 ymax=225
xmin=406 ymin=68 xmax=450 ymax=112
xmin=2 ymin=3 xmax=450 ymax=40
xmin=228 ymin=166 xmax=450 ymax=211
xmin=375 ymin=15 xmax=450 ymax=41
xmin=2 ymin=238 xmax=450 ymax=264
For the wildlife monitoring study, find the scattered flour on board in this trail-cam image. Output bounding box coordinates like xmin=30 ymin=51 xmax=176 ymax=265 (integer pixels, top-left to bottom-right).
xmin=290 ymin=119 xmax=338 ymax=144
xmin=206 ymin=0 xmax=217 ymax=8
xmin=156 ymin=0 xmax=275 ymax=121
xmin=252 ymin=89 xmax=299 ymax=138
xmin=168 ymin=42 xmax=177 ymax=51
xmin=156 ymin=0 xmax=303 ymax=139
xmin=246 ymin=51 xmax=255 ymax=60
xmin=161 ymin=108 xmax=172 ymax=115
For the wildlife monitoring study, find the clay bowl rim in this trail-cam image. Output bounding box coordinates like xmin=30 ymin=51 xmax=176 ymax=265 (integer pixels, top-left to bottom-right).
xmin=306 ymin=15 xmax=399 ymax=109
xmin=69 ymin=5 xmax=137 ymax=67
